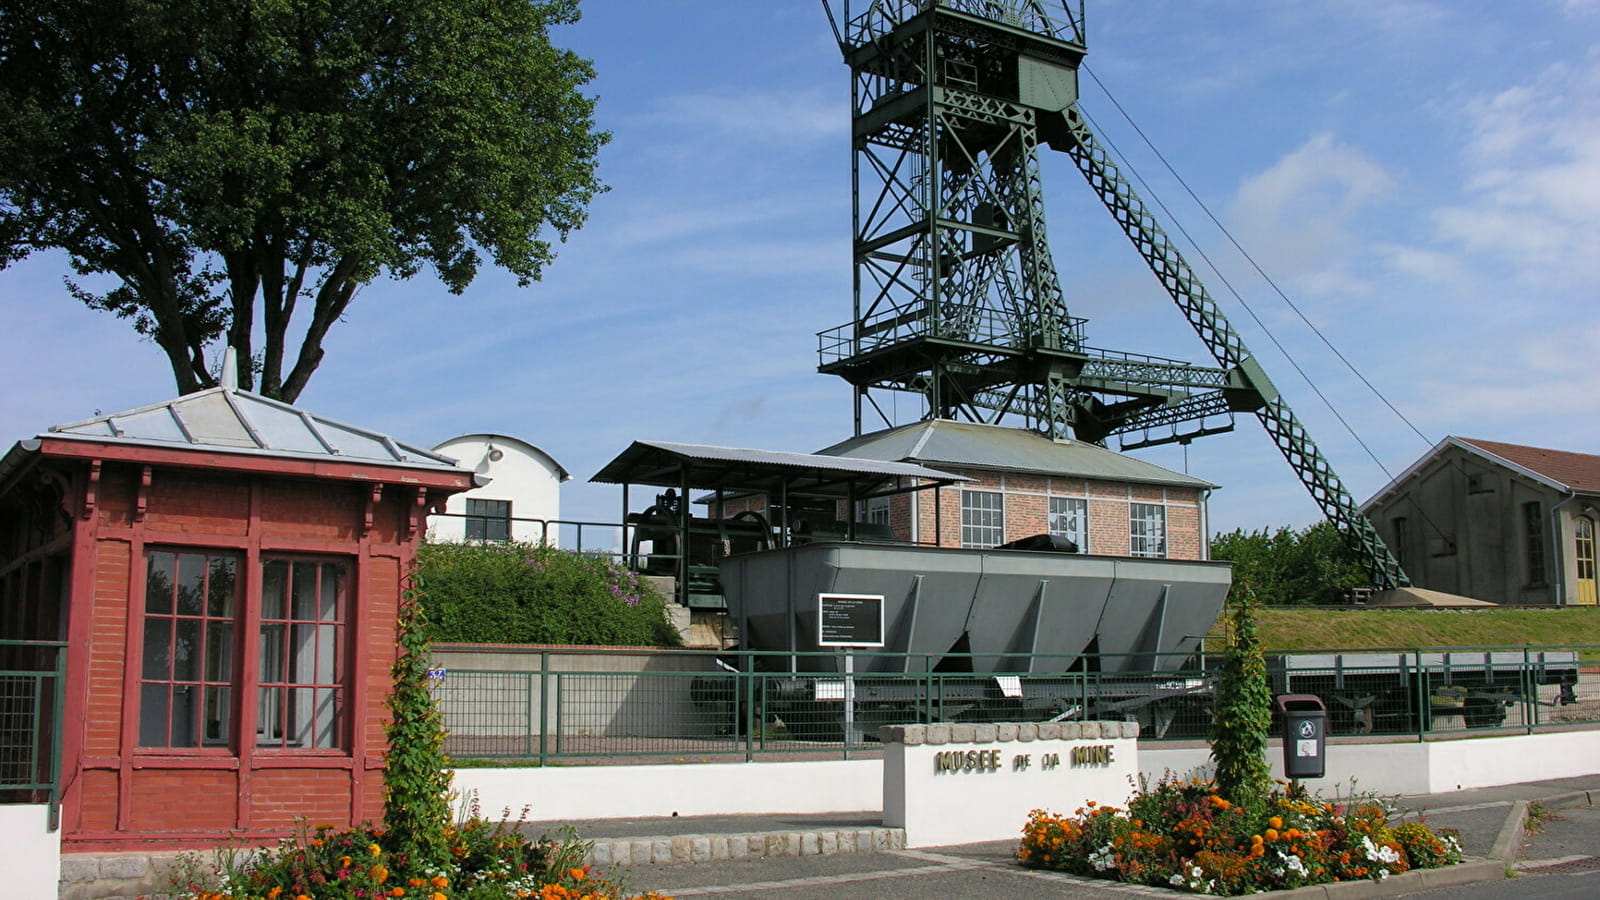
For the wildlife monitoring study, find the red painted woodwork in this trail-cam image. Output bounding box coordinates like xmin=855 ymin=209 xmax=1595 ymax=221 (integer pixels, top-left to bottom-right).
xmin=0 ymin=436 xmax=471 ymax=853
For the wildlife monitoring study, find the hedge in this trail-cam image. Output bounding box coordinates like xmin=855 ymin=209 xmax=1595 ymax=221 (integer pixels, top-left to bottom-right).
xmin=416 ymin=541 xmax=682 ymax=647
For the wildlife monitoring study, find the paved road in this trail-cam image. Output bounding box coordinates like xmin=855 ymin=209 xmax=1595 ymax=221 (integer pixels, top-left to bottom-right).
xmin=1400 ymin=803 xmax=1600 ymax=900
xmin=578 ymin=779 xmax=1600 ymax=900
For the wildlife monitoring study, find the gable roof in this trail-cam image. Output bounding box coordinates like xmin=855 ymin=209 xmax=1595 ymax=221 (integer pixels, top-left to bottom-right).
xmin=816 ymin=419 xmax=1217 ymax=490
xmin=1364 ymin=436 xmax=1600 ymax=508
xmin=34 ymin=386 xmax=461 ymax=472
xmin=1456 ymin=438 xmax=1600 ymax=493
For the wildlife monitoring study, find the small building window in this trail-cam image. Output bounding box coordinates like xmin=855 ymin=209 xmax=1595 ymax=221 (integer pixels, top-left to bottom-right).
xmin=465 ymin=498 xmax=512 ymax=542
xmin=1524 ymin=502 xmax=1546 ymax=585
xmin=1129 ymin=503 xmax=1167 ymax=558
xmin=139 ymin=549 xmax=349 ymax=752
xmin=139 ymin=550 xmax=239 ymax=748
xmin=258 ymin=559 xmax=347 ymax=750
xmin=961 ymin=490 xmax=1004 ymax=548
xmin=860 ymin=495 xmax=890 ymax=526
xmin=1391 ymin=517 xmax=1408 ymax=565
xmin=1048 ymin=496 xmax=1088 ymax=552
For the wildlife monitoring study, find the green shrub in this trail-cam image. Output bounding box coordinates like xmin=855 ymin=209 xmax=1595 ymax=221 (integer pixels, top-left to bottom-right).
xmin=417 ymin=542 xmax=682 ymax=647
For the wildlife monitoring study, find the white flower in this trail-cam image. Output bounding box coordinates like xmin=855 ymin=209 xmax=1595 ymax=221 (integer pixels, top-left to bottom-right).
xmin=1191 ymin=865 xmax=1204 ymax=877
xmin=1170 ymin=874 xmax=1185 ymax=886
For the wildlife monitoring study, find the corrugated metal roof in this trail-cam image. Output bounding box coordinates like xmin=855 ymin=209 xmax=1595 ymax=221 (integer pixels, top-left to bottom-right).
xmin=817 ymin=420 xmax=1217 ymax=489
xmin=43 ymin=386 xmax=461 ymax=471
xmin=590 ymin=439 xmax=969 ymax=495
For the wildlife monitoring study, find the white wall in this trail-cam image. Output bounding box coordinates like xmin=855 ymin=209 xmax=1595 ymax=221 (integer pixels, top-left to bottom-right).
xmin=0 ymin=805 xmax=59 ymax=898
xmin=455 ymin=759 xmax=882 ymax=822
xmin=458 ymin=731 xmax=1600 ymax=828
xmin=431 ymin=434 xmax=565 ymax=543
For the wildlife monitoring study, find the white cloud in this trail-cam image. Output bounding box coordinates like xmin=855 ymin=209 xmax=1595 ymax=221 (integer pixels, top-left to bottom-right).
xmin=1430 ymin=57 xmax=1600 ymax=285
xmin=643 ymin=88 xmax=841 ymax=146
xmin=1226 ymin=132 xmax=1395 ymax=289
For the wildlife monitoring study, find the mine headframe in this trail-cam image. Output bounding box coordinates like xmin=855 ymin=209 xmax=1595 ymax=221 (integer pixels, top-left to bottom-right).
xmin=817 ymin=1 xmax=1408 ymax=589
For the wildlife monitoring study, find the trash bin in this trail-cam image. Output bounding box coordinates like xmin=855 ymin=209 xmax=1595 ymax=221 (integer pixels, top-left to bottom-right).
xmin=1275 ymin=693 xmax=1326 ymax=780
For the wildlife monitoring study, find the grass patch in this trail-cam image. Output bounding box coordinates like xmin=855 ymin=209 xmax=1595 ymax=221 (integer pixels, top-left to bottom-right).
xmin=1210 ymin=608 xmax=1600 ymax=653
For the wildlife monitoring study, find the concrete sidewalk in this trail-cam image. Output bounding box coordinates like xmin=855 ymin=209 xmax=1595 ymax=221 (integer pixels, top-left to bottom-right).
xmin=528 ymin=776 xmax=1600 ymax=898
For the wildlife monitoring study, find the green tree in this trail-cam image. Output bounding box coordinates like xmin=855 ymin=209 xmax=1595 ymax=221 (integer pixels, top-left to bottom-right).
xmin=1208 ymin=581 xmax=1273 ymax=809
xmin=1211 ymin=521 xmax=1366 ymax=605
xmin=0 ymin=0 xmax=607 ymax=400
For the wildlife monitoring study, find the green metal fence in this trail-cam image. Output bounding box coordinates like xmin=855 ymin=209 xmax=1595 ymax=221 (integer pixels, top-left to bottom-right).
xmin=433 ymin=645 xmax=1600 ymax=765
xmin=0 ymin=640 xmax=66 ymax=826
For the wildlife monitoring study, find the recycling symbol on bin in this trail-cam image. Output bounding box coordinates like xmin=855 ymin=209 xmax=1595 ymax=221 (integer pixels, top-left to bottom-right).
xmin=1297 ymin=719 xmax=1318 ymax=739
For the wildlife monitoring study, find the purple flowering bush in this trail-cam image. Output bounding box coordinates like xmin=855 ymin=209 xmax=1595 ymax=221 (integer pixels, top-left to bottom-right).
xmin=417 ymin=542 xmax=682 ymax=646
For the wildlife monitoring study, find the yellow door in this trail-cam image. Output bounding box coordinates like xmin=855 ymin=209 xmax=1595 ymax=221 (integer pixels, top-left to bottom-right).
xmin=1576 ymin=517 xmax=1597 ymax=606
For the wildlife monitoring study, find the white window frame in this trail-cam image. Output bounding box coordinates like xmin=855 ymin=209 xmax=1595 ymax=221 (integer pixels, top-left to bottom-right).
xmin=1048 ymin=496 xmax=1089 ymax=552
xmin=1129 ymin=502 xmax=1167 ymax=558
xmin=961 ymin=489 xmax=1005 ymax=548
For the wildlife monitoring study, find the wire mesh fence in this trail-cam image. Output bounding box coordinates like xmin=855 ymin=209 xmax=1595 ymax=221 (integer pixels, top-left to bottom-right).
xmin=0 ymin=641 xmax=66 ymax=809
xmin=433 ymin=645 xmax=1600 ymax=765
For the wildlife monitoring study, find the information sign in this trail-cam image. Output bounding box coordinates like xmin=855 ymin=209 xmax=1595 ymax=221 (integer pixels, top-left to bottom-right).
xmin=817 ymin=593 xmax=885 ymax=647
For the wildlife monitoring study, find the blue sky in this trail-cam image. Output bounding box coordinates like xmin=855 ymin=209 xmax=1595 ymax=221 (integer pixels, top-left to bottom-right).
xmin=2 ymin=0 xmax=1597 ymax=541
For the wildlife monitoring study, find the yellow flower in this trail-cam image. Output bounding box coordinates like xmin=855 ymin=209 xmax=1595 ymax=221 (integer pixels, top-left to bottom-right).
xmin=369 ymin=843 xmax=383 ymax=857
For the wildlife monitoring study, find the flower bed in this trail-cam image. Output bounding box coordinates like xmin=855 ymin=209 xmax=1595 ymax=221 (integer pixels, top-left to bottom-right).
xmin=169 ymin=819 xmax=670 ymax=900
xmin=1019 ymin=776 xmax=1462 ymax=895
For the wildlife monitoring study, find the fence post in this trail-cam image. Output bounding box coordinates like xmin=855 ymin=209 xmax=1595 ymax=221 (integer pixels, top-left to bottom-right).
xmin=48 ymin=644 xmax=65 ymax=832
xmin=1411 ymin=650 xmax=1427 ymax=741
xmin=1523 ymin=646 xmax=1536 ymax=733
xmin=538 ymin=651 xmax=549 ymax=767
xmin=744 ymin=657 xmax=756 ymax=763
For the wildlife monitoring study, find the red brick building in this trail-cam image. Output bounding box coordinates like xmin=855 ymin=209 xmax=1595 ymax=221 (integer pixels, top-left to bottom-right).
xmin=708 ymin=421 xmax=1215 ymax=560
xmin=0 ymin=385 xmax=474 ymax=852
xmin=818 ymin=421 xmax=1215 ymax=560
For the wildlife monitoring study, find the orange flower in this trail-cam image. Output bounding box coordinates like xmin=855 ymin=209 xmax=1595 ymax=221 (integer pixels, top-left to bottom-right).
xmin=268 ymin=889 xmax=284 ymax=899
xmin=340 ymin=855 xmax=353 ymax=868
xmin=388 ymin=889 xmax=406 ymax=898
xmin=432 ymin=894 xmax=447 ymax=900
xmin=1265 ymin=828 xmax=1280 ymax=841
xmin=410 ymin=878 xmax=427 ymax=887
xmin=1269 ymin=816 xmax=1284 ymax=830
xmin=370 ymin=864 xmax=390 ymax=883
xmin=432 ymin=876 xmax=450 ymax=888
xmin=570 ymin=867 xmax=587 ymax=881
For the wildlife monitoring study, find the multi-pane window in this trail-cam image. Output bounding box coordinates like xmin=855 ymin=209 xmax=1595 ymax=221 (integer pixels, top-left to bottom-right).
xmin=1048 ymin=496 xmax=1089 ymax=552
xmin=1524 ymin=502 xmax=1546 ymax=585
xmin=139 ymin=549 xmax=348 ymax=752
xmin=961 ymin=490 xmax=1004 ymax=548
xmin=1129 ymin=503 xmax=1167 ymax=558
xmin=862 ymin=496 xmax=890 ymax=526
xmin=465 ymin=498 xmax=512 ymax=541
xmin=140 ymin=550 xmax=238 ymax=748
xmin=258 ymin=560 xmax=346 ymax=750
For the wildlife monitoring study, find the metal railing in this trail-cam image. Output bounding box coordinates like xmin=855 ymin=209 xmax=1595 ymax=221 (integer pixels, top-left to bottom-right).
xmin=0 ymin=641 xmax=66 ymax=826
xmin=433 ymin=645 xmax=1600 ymax=765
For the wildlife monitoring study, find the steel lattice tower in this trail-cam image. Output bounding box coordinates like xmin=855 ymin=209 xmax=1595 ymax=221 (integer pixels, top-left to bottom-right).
xmin=818 ymin=0 xmax=1409 ymax=588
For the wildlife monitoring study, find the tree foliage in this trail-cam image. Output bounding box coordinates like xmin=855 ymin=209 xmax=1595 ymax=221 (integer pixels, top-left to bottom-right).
xmin=383 ymin=569 xmax=453 ymax=874
xmin=0 ymin=0 xmax=607 ymax=400
xmin=1208 ymin=581 xmax=1273 ymax=809
xmin=1210 ymin=521 xmax=1367 ymax=606
xmin=417 ymin=541 xmax=683 ymax=647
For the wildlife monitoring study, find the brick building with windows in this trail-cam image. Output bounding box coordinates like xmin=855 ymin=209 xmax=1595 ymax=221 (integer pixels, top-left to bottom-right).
xmin=0 ymin=383 xmax=474 ymax=852
xmin=711 ymin=420 xmax=1215 ymax=560
xmin=816 ymin=420 xmax=1215 ymax=560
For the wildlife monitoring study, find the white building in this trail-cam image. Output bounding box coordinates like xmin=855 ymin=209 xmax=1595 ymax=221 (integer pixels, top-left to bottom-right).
xmin=430 ymin=434 xmax=569 ymax=543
